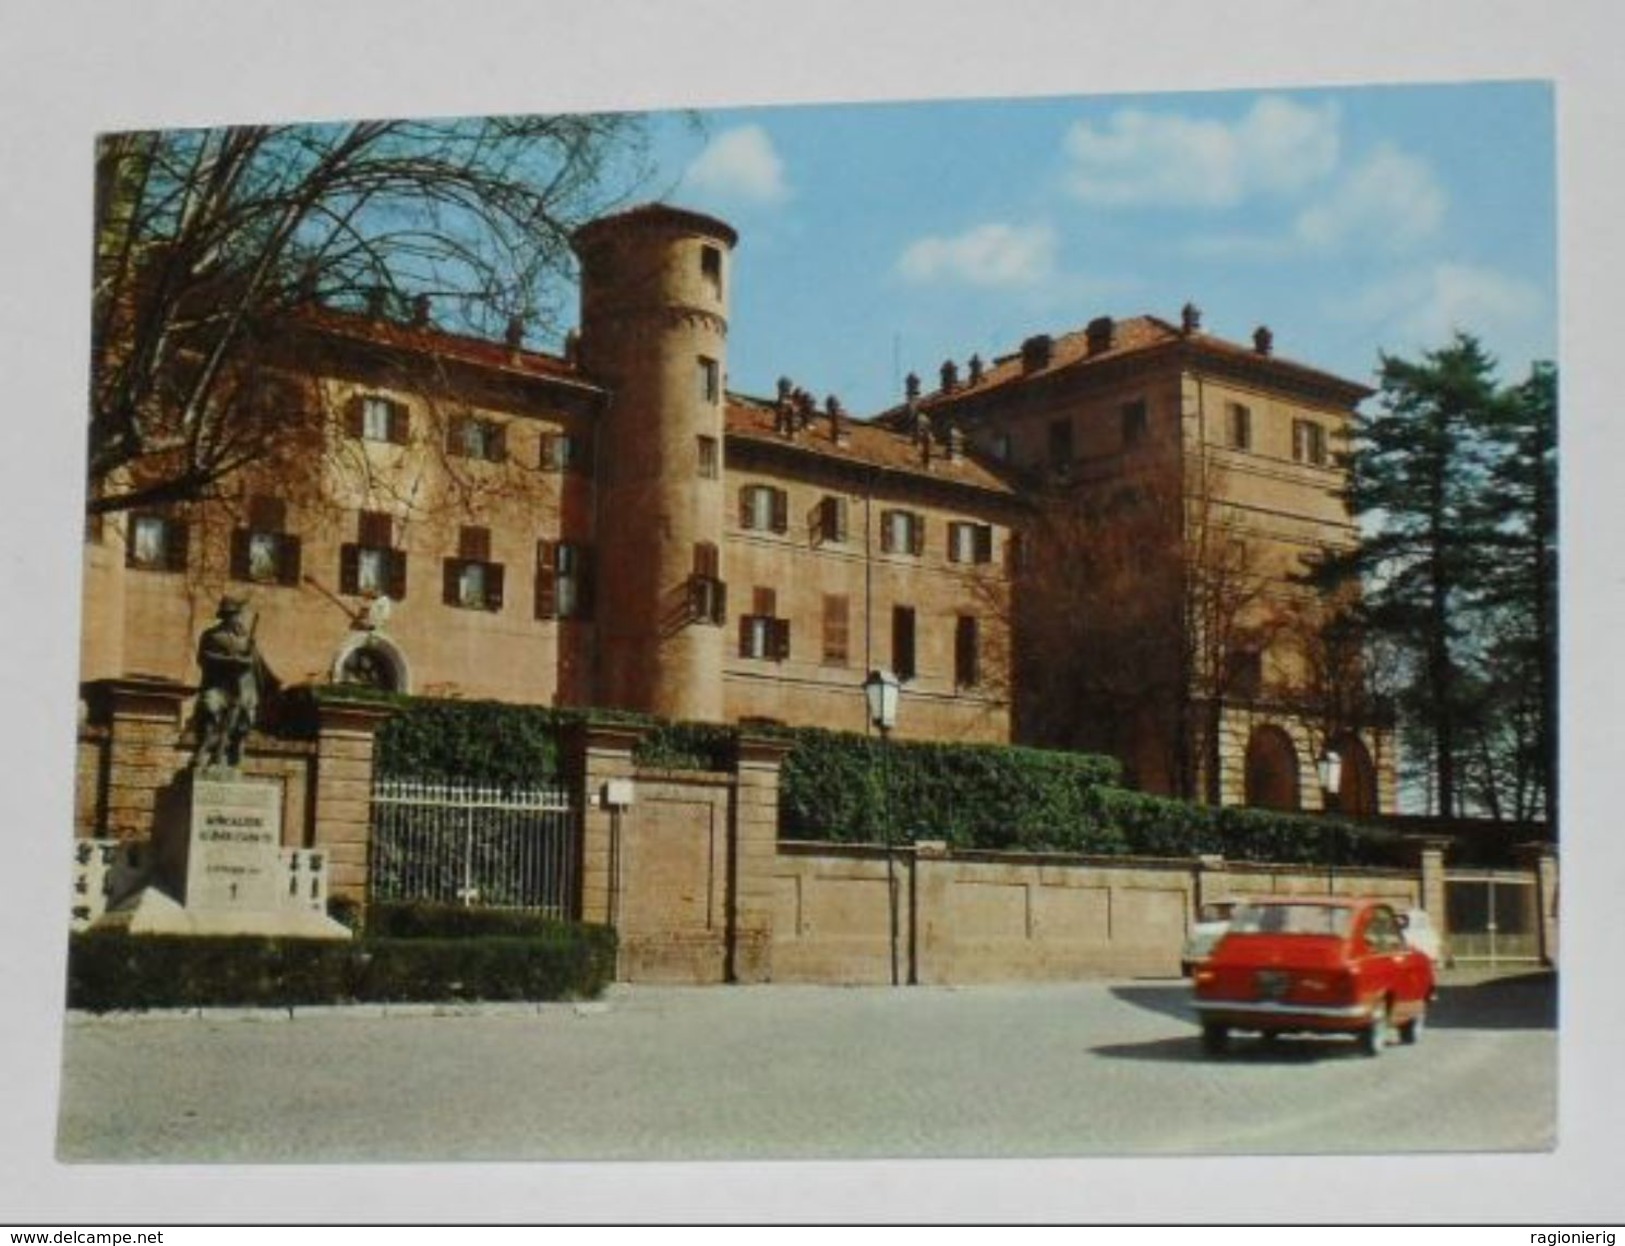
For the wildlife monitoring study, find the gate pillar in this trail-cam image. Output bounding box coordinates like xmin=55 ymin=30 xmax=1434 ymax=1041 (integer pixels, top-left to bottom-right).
xmin=312 ymin=698 xmax=393 ymax=906
xmin=1516 ymin=841 xmax=1559 ymax=966
xmin=564 ymin=722 xmax=644 ymax=930
xmin=1413 ymin=836 xmax=1452 ymax=958
xmin=730 ymin=734 xmax=791 ymax=983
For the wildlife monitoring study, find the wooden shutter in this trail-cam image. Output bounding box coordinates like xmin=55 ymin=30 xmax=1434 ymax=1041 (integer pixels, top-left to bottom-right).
xmin=448 ymin=415 xmax=470 ymax=457
xmin=694 ymin=541 xmax=719 ymax=579
xmin=956 ymin=616 xmax=979 ymax=687
xmin=753 ymin=586 xmax=777 ymax=617
xmin=771 ymin=488 xmax=789 ymax=534
xmin=229 ymin=529 xmax=252 ymax=581
xmin=539 ymin=433 xmax=559 ymax=471
xmin=893 ymin=606 xmax=916 ymax=681
xmin=388 ymin=400 xmax=410 ymax=445
xmin=880 ymin=511 xmax=896 ymax=554
xmin=486 ymin=563 xmax=505 ymax=611
xmin=344 ymin=395 xmax=365 ymax=439
xmin=772 ymin=618 xmax=791 ymax=661
xmin=976 ymin=524 xmax=993 ymax=564
xmin=165 ymin=520 xmax=189 ymax=571
xmin=947 ymin=522 xmax=963 ymax=564
xmin=340 ymin=544 xmax=360 ymax=595
xmin=535 ymin=540 xmax=558 ymax=618
xmin=823 ymin=594 xmax=849 ymax=664
xmin=908 ymin=514 xmax=925 ymax=557
xmin=277 ymin=534 xmax=303 ymax=587
xmin=739 ymin=487 xmax=755 ymax=530
xmin=248 ymin=495 xmax=286 ymax=531
xmin=738 ymin=614 xmax=754 ymax=657
xmin=386 ymin=548 xmax=408 ymax=600
xmin=488 ymin=422 xmax=508 ymax=463
xmin=442 ymin=559 xmax=461 ymax=606
xmin=459 ymin=526 xmax=491 ymax=562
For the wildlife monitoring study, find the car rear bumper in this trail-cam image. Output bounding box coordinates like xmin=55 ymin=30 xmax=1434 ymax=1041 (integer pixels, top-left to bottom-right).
xmin=1193 ymin=998 xmax=1375 ymax=1030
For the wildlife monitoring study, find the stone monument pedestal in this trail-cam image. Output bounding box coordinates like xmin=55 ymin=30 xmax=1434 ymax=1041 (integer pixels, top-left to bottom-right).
xmin=98 ymin=770 xmax=350 ymax=940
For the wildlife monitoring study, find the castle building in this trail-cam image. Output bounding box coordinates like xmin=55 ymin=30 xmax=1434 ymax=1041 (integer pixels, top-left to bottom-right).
xmin=78 ymin=203 xmax=1393 ymax=810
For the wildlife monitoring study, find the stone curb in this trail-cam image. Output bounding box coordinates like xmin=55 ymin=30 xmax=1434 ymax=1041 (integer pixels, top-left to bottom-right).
xmin=66 ymin=999 xmax=615 ymax=1024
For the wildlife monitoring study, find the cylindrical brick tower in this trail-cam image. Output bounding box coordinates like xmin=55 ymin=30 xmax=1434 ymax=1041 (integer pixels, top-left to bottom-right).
xmin=573 ymin=204 xmax=738 ymax=722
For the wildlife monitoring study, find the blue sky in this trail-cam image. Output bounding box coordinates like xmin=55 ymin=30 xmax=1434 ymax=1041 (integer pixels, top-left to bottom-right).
xmin=616 ymin=82 xmax=1555 ymax=416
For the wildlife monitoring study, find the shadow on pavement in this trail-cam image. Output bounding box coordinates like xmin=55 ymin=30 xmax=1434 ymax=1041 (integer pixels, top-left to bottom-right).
xmin=1101 ymin=970 xmax=1555 ymax=1064
xmin=1093 ymin=1031 xmax=1381 ymax=1064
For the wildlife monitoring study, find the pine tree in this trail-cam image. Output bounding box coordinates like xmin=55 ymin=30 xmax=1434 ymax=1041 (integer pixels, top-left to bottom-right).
xmin=1312 ymin=333 xmax=1503 ymax=816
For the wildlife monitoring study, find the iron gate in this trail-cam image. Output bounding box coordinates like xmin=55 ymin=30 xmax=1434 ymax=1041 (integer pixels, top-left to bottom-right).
xmin=1444 ymin=870 xmax=1540 ymax=965
xmin=370 ymin=777 xmax=579 ymax=917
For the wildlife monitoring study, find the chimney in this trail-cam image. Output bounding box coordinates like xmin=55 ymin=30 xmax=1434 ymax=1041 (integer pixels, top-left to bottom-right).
xmin=410 ymin=294 xmax=431 ymax=328
xmin=1181 ymin=302 xmax=1202 ymax=335
xmin=1253 ymin=325 xmax=1274 ymax=356
xmin=918 ymin=413 xmax=935 ymax=468
xmin=1085 ymin=316 xmax=1115 ymax=356
xmin=1020 ymin=334 xmax=1053 ymax=373
xmin=774 ymin=379 xmax=794 ymax=436
xmin=824 ymin=394 xmax=846 ymax=444
xmin=968 ymin=353 xmax=984 ymax=385
xmin=905 ymin=372 xmax=921 ymax=402
xmin=940 ymin=360 xmax=959 ymax=393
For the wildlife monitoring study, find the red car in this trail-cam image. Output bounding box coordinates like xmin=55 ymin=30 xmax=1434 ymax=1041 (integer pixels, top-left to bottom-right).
xmin=1191 ymin=897 xmax=1436 ymax=1056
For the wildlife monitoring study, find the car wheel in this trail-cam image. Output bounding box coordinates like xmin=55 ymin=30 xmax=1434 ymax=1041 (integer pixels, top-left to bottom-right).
xmin=1399 ymin=1006 xmax=1425 ymax=1046
xmin=1201 ymin=1022 xmax=1230 ymax=1056
xmin=1360 ymin=998 xmax=1391 ymax=1057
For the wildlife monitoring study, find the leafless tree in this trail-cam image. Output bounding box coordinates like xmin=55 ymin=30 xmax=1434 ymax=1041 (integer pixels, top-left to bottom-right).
xmin=90 ymin=116 xmax=653 ymax=518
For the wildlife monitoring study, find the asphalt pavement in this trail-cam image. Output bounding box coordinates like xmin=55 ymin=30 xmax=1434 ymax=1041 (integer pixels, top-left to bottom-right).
xmin=56 ymin=970 xmax=1556 ymax=1162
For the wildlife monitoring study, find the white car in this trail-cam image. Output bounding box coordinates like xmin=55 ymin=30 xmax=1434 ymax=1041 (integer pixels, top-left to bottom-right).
xmin=1400 ymin=908 xmax=1444 ymax=966
xmin=1181 ymin=901 xmax=1238 ymax=976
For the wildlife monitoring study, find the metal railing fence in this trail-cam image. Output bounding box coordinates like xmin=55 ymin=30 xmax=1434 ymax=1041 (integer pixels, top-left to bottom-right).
xmin=370 ymin=777 xmax=579 ymax=917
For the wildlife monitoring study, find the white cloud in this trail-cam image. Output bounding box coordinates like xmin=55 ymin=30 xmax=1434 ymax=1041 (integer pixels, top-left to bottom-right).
xmin=896 ymin=223 xmax=1057 ymax=288
xmin=681 ymin=125 xmax=788 ymax=204
xmin=1062 ymin=96 xmax=1339 ymax=208
xmin=1294 ymin=145 xmax=1447 ymax=250
xmin=1344 ymin=263 xmax=1546 ymax=356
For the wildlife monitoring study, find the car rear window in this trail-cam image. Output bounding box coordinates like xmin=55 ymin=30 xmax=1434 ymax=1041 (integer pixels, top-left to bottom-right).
xmin=1228 ymin=903 xmax=1352 ymax=937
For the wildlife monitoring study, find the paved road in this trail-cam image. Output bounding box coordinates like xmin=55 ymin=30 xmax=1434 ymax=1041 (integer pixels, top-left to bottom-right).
xmin=56 ymin=971 xmax=1555 ymax=1162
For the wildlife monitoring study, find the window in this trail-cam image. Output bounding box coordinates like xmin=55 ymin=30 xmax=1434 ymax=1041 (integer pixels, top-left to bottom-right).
xmin=739 ymin=586 xmax=790 ymax=661
xmin=817 ymin=495 xmax=848 ymax=544
xmin=346 ymin=394 xmax=409 ymax=444
xmin=948 ymin=521 xmax=993 ymax=564
xmin=448 ymin=416 xmax=507 ymax=463
xmin=230 ymin=495 xmax=301 ymax=587
xmin=539 ymin=430 xmax=592 ymax=473
xmin=698 ymin=356 xmax=721 ymax=405
xmin=822 ymin=594 xmax=849 ymax=666
xmin=688 ymin=541 xmax=727 ymax=625
xmin=955 ymin=615 xmax=980 ymax=689
xmin=700 ymin=244 xmax=723 ymax=298
xmin=443 ymin=526 xmax=504 ymax=611
xmin=341 ymin=510 xmax=407 ymax=599
xmin=1047 ymin=419 xmax=1073 ymax=470
xmin=126 ymin=512 xmax=188 ymax=572
xmin=892 ymin=605 xmax=917 ymax=682
xmin=1228 ymin=402 xmax=1252 ymax=450
xmin=697 ymin=435 xmax=719 ymax=479
xmin=880 ymin=509 xmax=925 ymax=556
xmin=1293 ymin=418 xmax=1327 ymax=466
xmin=535 ymin=540 xmax=594 ymax=619
xmin=739 ymin=484 xmax=789 ymax=533
xmin=1121 ymin=399 xmax=1148 ymax=447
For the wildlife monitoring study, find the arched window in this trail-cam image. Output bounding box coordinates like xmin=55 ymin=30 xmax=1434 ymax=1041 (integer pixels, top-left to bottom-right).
xmin=1245 ymin=725 xmax=1301 ymax=811
xmin=1330 ymin=732 xmax=1379 ymax=815
xmin=333 ymin=635 xmax=408 ymax=694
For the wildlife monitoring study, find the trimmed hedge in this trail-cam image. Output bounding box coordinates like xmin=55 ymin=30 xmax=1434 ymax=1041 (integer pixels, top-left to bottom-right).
xmin=365 ymin=901 xmax=594 ymax=940
xmin=66 ymin=925 xmax=617 ymax=1013
xmin=778 ymin=727 xmax=1121 ymax=850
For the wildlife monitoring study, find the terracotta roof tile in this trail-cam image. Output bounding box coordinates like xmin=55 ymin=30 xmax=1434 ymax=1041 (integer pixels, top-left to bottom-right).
xmin=297 ymin=306 xmax=599 ymax=390
xmin=725 ymin=395 xmax=1018 ymax=496
xmin=878 ymin=314 xmax=1369 ymax=423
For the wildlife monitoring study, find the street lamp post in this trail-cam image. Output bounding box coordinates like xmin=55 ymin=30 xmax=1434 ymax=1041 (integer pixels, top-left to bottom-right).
xmin=1317 ymin=746 xmax=1343 ymax=895
xmin=864 ymin=669 xmax=901 ymax=987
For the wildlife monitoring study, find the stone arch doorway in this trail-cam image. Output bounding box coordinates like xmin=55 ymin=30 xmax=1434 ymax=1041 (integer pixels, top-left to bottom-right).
xmin=332 ymin=633 xmax=410 ymax=694
xmin=1244 ymin=724 xmax=1301 ymax=811
xmin=1330 ymin=732 xmax=1379 ymax=815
